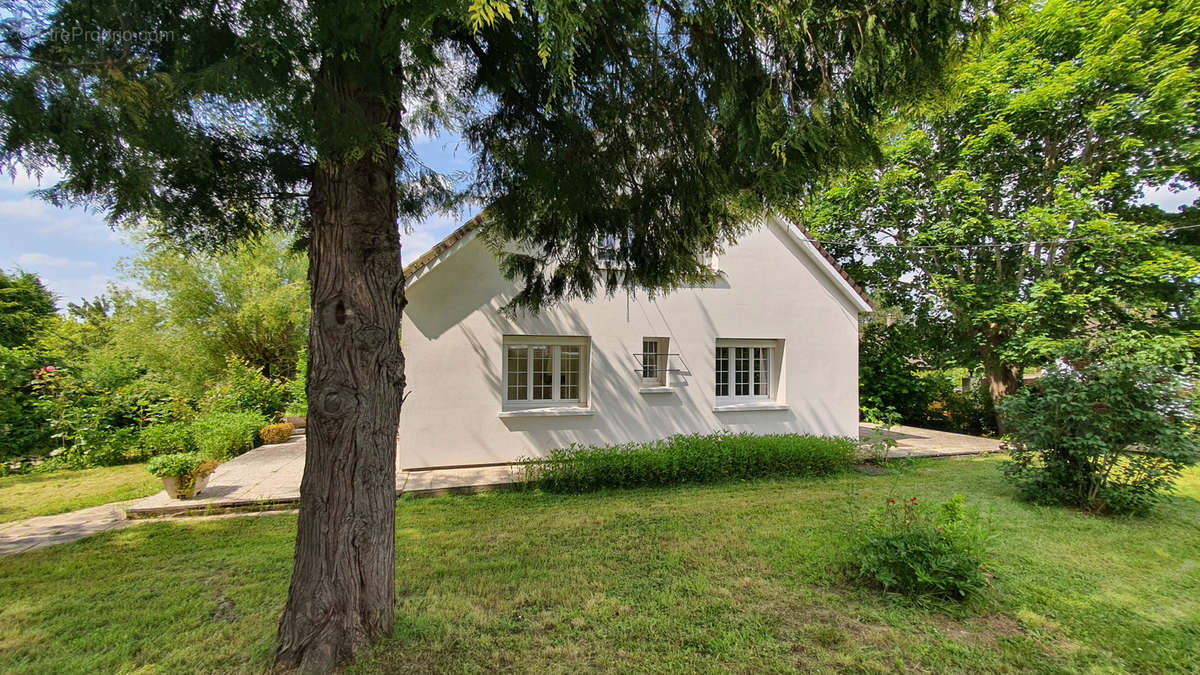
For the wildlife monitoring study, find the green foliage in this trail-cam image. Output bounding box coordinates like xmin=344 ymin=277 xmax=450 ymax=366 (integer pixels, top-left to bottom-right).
xmin=0 ymin=268 xmax=56 ymax=348
xmin=190 ymin=411 xmax=267 ymax=461
xmin=136 ymin=422 xmax=197 ymax=459
xmin=25 ymin=348 xmax=191 ymax=468
xmin=522 ymin=433 xmax=856 ymax=493
xmin=259 ymin=423 xmax=295 ymax=445
xmin=469 ymin=0 xmax=992 ymax=312
xmin=145 ymin=453 xmax=200 ymax=478
xmin=200 ymin=356 xmax=289 ymax=420
xmin=999 ymin=338 xmax=1200 ymax=515
xmin=0 ymin=345 xmax=51 ymax=459
xmin=859 ymin=322 xmax=952 ymax=425
xmin=145 ymin=453 xmax=217 ymax=496
xmin=804 ymin=0 xmax=1200 ymax=402
xmin=287 ymin=348 xmax=307 ymax=416
xmin=114 ymin=233 xmax=309 ymax=396
xmin=852 ymin=494 xmax=990 ymax=599
xmin=931 ymin=381 xmax=997 ymax=436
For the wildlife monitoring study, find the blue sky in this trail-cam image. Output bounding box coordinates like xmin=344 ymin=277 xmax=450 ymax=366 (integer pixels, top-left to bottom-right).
xmin=0 ymin=133 xmax=1196 ymax=308
xmin=0 ymin=132 xmax=481 ymax=307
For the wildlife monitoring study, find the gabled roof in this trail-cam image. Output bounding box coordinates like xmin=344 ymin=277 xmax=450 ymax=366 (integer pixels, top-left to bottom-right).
xmin=403 ymin=211 xmax=874 ymax=312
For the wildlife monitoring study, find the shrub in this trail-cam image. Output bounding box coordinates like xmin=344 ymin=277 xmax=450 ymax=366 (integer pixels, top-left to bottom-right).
xmin=0 ymin=346 xmax=51 ymax=459
xmin=852 ymin=494 xmax=989 ymax=599
xmin=522 ymin=432 xmax=857 ymax=493
xmin=137 ymin=421 xmax=197 ymax=457
xmin=929 ymin=381 xmax=996 ymax=436
xmin=260 ymin=423 xmax=295 ymax=444
xmin=999 ymin=351 xmax=1199 ymax=516
xmin=286 ymin=348 xmax=307 ymax=416
xmin=859 ymin=322 xmax=952 ymax=426
xmin=146 ymin=452 xmax=210 ymax=478
xmin=200 ymin=356 xmax=288 ymax=419
xmin=191 ymin=411 xmax=267 ymax=461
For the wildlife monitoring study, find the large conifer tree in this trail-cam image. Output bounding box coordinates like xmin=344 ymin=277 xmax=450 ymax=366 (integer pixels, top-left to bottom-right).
xmin=0 ymin=0 xmax=991 ymax=668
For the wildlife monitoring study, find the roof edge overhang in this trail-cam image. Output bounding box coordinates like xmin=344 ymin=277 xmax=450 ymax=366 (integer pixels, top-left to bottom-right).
xmin=402 ymin=210 xmax=874 ymax=314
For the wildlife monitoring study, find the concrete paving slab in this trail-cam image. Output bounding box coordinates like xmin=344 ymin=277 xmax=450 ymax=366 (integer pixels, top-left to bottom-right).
xmin=3 ymin=424 xmax=1005 ymax=554
xmin=858 ymin=423 xmax=1005 ymax=457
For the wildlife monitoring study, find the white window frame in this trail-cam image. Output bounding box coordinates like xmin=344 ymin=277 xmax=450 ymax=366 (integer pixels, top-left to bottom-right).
xmin=502 ymin=335 xmax=590 ymax=409
xmin=715 ymin=339 xmax=779 ymax=404
xmin=640 ymin=337 xmax=669 ymax=387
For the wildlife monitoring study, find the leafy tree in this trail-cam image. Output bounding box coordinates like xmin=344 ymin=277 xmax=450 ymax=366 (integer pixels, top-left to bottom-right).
xmin=0 ymin=268 xmax=56 ymax=348
xmin=0 ymin=269 xmax=56 ymax=460
xmin=115 ymin=232 xmax=309 ymax=392
xmin=0 ymin=345 xmax=51 ymax=459
xmin=802 ymin=0 xmax=1200 ymax=412
xmin=0 ymin=0 xmax=991 ymax=667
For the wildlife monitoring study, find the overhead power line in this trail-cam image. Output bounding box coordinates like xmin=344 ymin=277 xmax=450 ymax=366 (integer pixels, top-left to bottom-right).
xmin=805 ymin=223 xmax=1200 ymax=251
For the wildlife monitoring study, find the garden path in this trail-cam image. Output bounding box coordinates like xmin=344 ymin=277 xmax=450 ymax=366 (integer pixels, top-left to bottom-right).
xmin=0 ymin=424 xmax=1000 ymax=555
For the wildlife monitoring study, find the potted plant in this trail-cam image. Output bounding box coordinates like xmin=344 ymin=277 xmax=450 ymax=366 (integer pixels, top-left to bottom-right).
xmin=147 ymin=452 xmax=220 ymax=499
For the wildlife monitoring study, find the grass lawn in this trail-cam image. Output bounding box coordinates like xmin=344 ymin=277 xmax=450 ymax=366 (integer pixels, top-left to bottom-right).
xmin=0 ymin=464 xmax=161 ymax=524
xmin=1 ymin=456 xmax=1198 ymax=673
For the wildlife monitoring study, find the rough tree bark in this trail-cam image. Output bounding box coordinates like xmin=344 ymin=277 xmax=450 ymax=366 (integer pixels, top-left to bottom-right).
xmin=275 ymin=68 xmax=406 ymax=672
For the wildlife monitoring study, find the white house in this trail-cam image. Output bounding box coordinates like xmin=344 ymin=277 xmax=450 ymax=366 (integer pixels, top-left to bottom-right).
xmin=398 ymin=213 xmax=872 ymax=469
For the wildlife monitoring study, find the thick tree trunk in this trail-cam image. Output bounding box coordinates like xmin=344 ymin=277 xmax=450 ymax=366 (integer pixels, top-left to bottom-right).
xmin=275 ymin=86 xmax=406 ymax=671
xmin=978 ymin=324 xmax=1020 ymax=432
xmin=982 ymin=359 xmax=1020 ymax=403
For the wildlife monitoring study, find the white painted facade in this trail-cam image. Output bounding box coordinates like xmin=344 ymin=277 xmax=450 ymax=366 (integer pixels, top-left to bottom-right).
xmin=399 ymin=215 xmax=869 ymax=469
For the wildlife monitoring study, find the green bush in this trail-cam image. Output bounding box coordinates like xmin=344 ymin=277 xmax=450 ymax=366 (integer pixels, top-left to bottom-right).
xmin=137 ymin=421 xmax=197 ymax=458
xmin=999 ymin=351 xmax=1200 ymax=516
xmin=859 ymin=322 xmax=946 ymax=426
xmin=852 ymin=494 xmax=989 ymax=599
xmin=522 ymin=433 xmax=857 ymax=493
xmin=929 ymin=380 xmax=996 ymax=436
xmin=0 ymin=346 xmax=51 ymax=459
xmin=200 ymin=356 xmax=288 ymax=419
xmin=146 ymin=452 xmax=207 ymax=478
xmin=190 ymin=411 xmax=267 ymax=461
xmin=286 ymin=348 xmax=307 ymax=416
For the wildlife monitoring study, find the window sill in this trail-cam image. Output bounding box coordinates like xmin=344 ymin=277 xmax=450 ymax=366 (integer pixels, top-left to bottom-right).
xmin=713 ymin=402 xmax=790 ymax=412
xmin=498 ymin=407 xmax=595 ymax=419
xmin=638 ymin=386 xmax=675 ymax=394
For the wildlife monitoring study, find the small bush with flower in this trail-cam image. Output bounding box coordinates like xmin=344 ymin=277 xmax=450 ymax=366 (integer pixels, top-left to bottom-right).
xmin=852 ymin=494 xmax=989 ymax=599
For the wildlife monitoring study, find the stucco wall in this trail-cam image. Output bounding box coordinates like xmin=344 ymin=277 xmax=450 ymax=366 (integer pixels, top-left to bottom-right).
xmin=399 ymin=217 xmax=862 ymax=468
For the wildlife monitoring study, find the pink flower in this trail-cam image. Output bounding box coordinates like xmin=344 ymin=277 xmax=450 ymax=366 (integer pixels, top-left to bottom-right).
xmin=44 ymin=365 xmax=55 ymax=373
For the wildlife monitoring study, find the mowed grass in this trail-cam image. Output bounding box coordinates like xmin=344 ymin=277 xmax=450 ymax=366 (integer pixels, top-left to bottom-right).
xmin=0 ymin=464 xmax=161 ymax=523
xmin=1 ymin=457 xmax=1198 ymax=673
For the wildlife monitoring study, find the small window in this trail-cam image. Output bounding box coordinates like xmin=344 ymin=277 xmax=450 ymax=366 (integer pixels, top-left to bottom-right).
xmin=504 ymin=337 xmax=590 ymax=407
xmin=640 ymin=337 xmax=669 ymax=387
xmin=715 ymin=340 xmax=778 ymax=402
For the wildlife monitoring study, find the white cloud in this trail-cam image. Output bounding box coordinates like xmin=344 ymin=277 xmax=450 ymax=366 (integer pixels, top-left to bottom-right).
xmin=43 ymin=273 xmax=115 ymax=306
xmin=399 ymin=209 xmax=475 ymax=265
xmin=15 ymin=252 xmax=97 ymax=270
xmin=0 ymin=197 xmax=123 ymax=244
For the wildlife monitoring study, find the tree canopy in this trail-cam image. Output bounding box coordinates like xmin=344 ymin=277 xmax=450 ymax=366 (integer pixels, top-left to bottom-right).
xmin=0 ymin=268 xmax=56 ymax=348
xmin=115 ymin=232 xmax=309 ymax=391
xmin=802 ymin=0 xmax=1200 ymax=402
